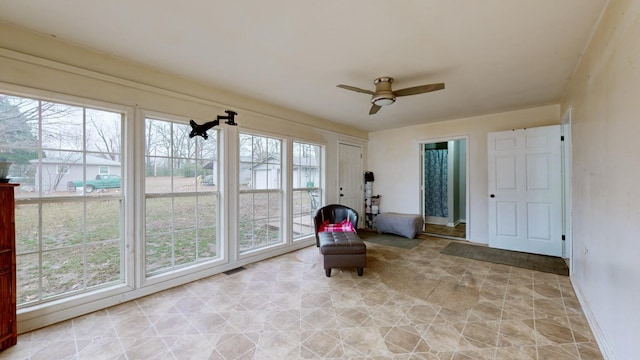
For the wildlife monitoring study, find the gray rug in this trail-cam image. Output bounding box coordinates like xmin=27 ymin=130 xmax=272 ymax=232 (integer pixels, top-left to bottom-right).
xmin=440 ymin=242 xmax=569 ymax=276
xmin=358 ymin=231 xmax=423 ymax=249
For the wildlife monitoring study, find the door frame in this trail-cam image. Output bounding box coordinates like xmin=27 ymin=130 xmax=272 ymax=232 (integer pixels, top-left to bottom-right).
xmin=418 ymin=135 xmax=470 ymax=240
xmin=562 ymin=106 xmax=573 ymax=263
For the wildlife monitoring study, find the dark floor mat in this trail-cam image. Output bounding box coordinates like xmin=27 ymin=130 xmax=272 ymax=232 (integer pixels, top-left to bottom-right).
xmin=440 ymin=242 xmax=569 ymax=276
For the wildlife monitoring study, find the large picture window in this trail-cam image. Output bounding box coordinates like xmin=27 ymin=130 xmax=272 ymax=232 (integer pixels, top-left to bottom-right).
xmin=2 ymin=87 xmax=326 ymax=330
xmin=144 ymin=117 xmax=220 ymax=275
xmin=1 ymin=93 xmax=125 ymax=307
xmin=238 ymin=133 xmax=283 ymax=253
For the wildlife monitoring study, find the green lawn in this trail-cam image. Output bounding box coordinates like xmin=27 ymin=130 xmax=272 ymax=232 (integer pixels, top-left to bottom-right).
xmin=14 ymin=183 xmax=317 ymax=305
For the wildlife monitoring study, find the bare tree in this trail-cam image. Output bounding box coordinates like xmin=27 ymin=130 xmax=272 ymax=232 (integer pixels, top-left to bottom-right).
xmin=240 ymin=134 xmax=280 ymax=162
xmin=87 ymin=110 xmax=121 ymax=161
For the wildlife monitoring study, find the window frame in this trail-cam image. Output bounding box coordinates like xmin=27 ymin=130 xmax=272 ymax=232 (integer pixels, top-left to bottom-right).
xmin=56 ymin=165 xmax=70 ymax=175
xmin=291 ymin=140 xmax=324 ymax=241
xmin=237 ymin=131 xmax=288 ymax=257
xmin=140 ymin=112 xmax=225 ymax=286
xmin=1 ymin=87 xmax=136 ymax=310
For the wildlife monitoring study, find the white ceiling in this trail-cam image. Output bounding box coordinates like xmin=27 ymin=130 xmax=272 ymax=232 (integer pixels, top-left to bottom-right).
xmin=0 ymin=1 xmax=607 ymax=132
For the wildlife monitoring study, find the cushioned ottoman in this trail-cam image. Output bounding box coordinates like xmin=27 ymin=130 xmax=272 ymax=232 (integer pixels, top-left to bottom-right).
xmin=376 ymin=213 xmax=424 ymax=238
xmin=318 ymin=232 xmax=366 ymax=277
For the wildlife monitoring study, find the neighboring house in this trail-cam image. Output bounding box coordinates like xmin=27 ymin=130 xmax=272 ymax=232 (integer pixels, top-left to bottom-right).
xmin=249 ymin=155 xmax=320 ymax=189
xmin=250 ymin=156 xmax=280 ymax=189
xmin=208 ymin=155 xmax=281 ymax=189
xmin=206 ymin=155 xmax=320 ymax=189
xmin=202 ymin=157 xmax=251 ymax=186
xmin=293 ymin=154 xmax=320 ymax=189
xmin=31 ymin=154 xmax=121 ymax=192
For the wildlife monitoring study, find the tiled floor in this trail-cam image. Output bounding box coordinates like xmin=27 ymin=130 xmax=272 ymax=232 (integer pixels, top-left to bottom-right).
xmin=1 ymin=236 xmax=603 ymax=359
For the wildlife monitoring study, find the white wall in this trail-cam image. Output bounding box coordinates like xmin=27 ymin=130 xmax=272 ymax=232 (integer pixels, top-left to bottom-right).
xmin=367 ymin=105 xmax=560 ymax=244
xmin=562 ymin=0 xmax=640 ymax=358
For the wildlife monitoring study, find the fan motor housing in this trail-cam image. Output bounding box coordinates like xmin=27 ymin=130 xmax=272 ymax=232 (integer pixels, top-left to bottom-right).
xmin=372 ymin=77 xmax=396 ymax=105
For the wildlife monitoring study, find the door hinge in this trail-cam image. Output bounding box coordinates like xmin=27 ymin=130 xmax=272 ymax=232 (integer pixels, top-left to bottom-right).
xmin=562 ymin=234 xmax=566 ymax=241
xmin=561 ymin=136 xmax=565 ymax=141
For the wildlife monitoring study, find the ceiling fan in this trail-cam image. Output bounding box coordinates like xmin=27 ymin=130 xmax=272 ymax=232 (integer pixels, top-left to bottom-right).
xmin=337 ymin=77 xmax=445 ymax=115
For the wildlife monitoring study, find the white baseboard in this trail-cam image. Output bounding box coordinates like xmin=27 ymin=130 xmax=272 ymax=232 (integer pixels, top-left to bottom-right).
xmin=447 ymin=219 xmax=462 ymax=227
xmin=571 ymin=278 xmax=615 ymax=359
xmin=425 ymin=216 xmax=447 ymax=225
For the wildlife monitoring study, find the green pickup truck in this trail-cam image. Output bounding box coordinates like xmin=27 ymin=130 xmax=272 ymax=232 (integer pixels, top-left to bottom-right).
xmin=67 ymin=174 xmax=121 ymax=193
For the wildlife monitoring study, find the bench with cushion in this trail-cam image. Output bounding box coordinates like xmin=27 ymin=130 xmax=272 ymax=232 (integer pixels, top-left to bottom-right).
xmin=314 ymin=204 xmax=366 ymax=277
xmin=376 ymin=212 xmax=424 ymax=239
xmin=317 ymin=232 xmax=366 ymax=277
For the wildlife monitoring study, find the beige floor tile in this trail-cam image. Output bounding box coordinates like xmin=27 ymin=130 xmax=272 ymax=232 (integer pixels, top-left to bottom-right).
xmin=4 ymin=237 xmax=604 ymax=359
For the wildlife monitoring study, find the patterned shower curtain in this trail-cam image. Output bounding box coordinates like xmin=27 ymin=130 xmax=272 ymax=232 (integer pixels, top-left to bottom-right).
xmin=424 ymin=149 xmax=448 ymax=218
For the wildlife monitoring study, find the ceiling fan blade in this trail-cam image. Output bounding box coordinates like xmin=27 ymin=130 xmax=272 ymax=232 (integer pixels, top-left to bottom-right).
xmin=369 ymin=104 xmax=382 ymax=115
xmin=394 ymin=83 xmax=445 ymax=97
xmin=337 ymin=84 xmax=375 ymax=95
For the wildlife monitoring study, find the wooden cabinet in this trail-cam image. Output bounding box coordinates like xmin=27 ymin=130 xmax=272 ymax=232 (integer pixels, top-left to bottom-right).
xmin=0 ymin=184 xmax=17 ymax=351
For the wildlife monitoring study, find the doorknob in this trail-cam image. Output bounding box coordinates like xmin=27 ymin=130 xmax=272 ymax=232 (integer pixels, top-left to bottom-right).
xmin=340 ymin=194 xmax=344 ymax=197
xmin=490 ymin=194 xmax=495 ymax=198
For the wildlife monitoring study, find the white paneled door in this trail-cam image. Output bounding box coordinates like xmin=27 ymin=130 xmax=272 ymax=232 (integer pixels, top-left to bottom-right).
xmin=338 ymin=143 xmax=363 ymax=215
xmin=488 ymin=125 xmax=563 ymax=256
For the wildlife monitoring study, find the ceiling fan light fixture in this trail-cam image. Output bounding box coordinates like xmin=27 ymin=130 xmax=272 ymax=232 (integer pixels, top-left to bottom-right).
xmin=337 ymin=75 xmax=444 ymax=115
xmin=372 ymin=96 xmax=395 ymax=106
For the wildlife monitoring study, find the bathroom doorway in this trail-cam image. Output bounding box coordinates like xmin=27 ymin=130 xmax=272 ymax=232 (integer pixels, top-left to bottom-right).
xmin=420 ymin=137 xmax=468 ymax=240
